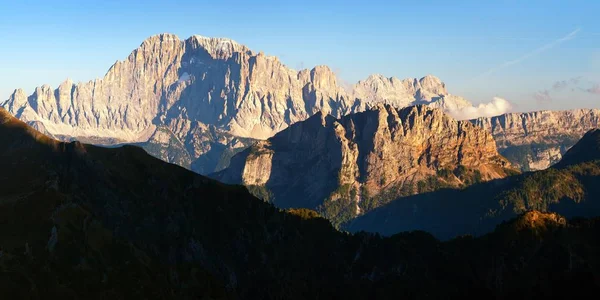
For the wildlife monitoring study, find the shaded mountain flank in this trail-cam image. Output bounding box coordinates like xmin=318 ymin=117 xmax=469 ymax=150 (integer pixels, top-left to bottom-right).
xmin=214 ymin=104 xmax=515 ymax=227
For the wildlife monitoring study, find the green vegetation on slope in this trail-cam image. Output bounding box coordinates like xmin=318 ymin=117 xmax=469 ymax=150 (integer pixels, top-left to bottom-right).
xmin=496 ymin=164 xmax=589 ymax=214
xmin=500 ymin=135 xmax=580 ymax=171
xmin=350 ymin=155 xmax=600 ymax=240
xmin=313 ymin=164 xmax=517 ymax=229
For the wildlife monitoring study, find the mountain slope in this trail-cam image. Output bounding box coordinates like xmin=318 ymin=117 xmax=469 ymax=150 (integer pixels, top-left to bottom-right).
xmin=554 ymin=128 xmax=600 ymax=168
xmin=473 ymin=109 xmax=600 ymax=171
xmin=2 ymin=108 xmax=600 ymax=298
xmin=214 ymin=104 xmax=514 ymax=226
xmin=2 ymin=34 xmax=478 ymax=174
xmin=349 ymin=128 xmax=600 ymax=240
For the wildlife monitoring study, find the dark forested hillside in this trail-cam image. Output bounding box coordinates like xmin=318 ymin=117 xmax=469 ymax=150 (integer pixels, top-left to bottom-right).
xmin=1 ymin=108 xmax=600 ymax=299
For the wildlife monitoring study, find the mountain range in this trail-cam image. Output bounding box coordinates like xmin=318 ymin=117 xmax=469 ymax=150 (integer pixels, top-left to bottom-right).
xmin=214 ymin=104 xmax=513 ymax=226
xmin=474 ymin=109 xmax=600 ymax=171
xmin=1 ymin=33 xmax=488 ymax=174
xmin=4 ymin=33 xmax=600 ymax=234
xmin=5 ymin=34 xmax=600 ymax=177
xmin=4 ymin=33 xmax=600 ymax=231
xmin=2 ymin=106 xmax=600 ymax=299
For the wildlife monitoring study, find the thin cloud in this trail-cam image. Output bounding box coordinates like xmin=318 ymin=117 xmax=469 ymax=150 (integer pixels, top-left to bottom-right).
xmin=542 ymin=77 xmax=582 ymax=99
xmin=553 ymin=81 xmax=569 ymax=90
xmin=534 ymin=90 xmax=552 ymax=103
xmin=587 ymin=84 xmax=600 ymax=95
xmin=473 ymin=28 xmax=581 ymax=79
xmin=552 ymin=77 xmax=582 ymax=90
xmin=533 ymin=77 xmax=598 ymax=102
xmin=552 ymin=78 xmax=579 ymax=90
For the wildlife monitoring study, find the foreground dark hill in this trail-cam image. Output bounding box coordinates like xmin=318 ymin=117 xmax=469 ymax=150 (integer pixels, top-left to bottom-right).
xmin=349 ymin=128 xmax=600 ymax=240
xmin=1 ymin=108 xmax=599 ymax=299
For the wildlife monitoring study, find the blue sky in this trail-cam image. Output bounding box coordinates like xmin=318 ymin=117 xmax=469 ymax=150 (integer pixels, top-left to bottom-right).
xmin=1 ymin=0 xmax=598 ymax=112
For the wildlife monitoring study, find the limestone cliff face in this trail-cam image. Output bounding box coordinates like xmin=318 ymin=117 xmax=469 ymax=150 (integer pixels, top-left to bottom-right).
xmin=215 ymin=105 xmax=512 ymax=226
xmin=350 ymin=74 xmax=471 ymax=110
xmin=2 ymin=34 xmax=475 ymax=174
xmin=4 ymin=34 xmax=345 ymax=141
xmin=473 ymin=109 xmax=600 ymax=171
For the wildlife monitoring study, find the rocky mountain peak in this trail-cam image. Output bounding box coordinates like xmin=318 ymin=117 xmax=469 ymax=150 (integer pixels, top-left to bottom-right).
xmin=58 ymin=78 xmax=74 ymax=88
xmin=10 ymin=88 xmax=26 ymax=98
xmin=1 ymin=33 xmax=480 ymax=174
xmin=140 ymin=33 xmax=181 ymax=46
xmin=214 ymin=105 xmax=513 ymax=226
xmin=4 ymin=89 xmax=27 ymax=113
xmin=418 ymin=74 xmax=446 ymax=95
xmin=362 ymin=73 xmax=391 ymax=83
xmin=397 ymin=104 xmax=460 ymax=137
xmin=188 ymin=34 xmax=252 ymax=59
xmin=473 ymin=109 xmax=600 ymax=171
xmin=308 ymin=65 xmax=338 ymax=89
xmin=351 ymin=74 xmax=456 ymax=110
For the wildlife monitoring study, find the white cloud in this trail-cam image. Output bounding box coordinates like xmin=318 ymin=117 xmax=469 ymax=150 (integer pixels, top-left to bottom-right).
xmin=445 ymin=97 xmax=513 ymax=120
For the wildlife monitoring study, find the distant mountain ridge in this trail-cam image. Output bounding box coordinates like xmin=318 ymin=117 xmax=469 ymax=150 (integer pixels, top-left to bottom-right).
xmin=2 ymin=33 xmax=476 ymax=174
xmin=7 ymin=33 xmax=596 ymax=175
xmin=473 ymin=109 xmax=600 ymax=171
xmin=555 ymin=128 xmax=600 ymax=168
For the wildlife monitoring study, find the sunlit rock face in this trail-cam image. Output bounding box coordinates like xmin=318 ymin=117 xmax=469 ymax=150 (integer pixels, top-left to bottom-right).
xmin=2 ymin=34 xmax=475 ymax=173
xmin=215 ymin=105 xmax=513 ymax=226
xmin=473 ymin=109 xmax=600 ymax=171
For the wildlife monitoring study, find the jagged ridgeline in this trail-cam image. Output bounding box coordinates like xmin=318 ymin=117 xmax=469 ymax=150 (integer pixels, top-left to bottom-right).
xmin=473 ymin=109 xmax=600 ymax=171
xmin=2 ymin=34 xmax=477 ymax=175
xmin=1 ymin=108 xmax=600 ymax=298
xmin=4 ymin=33 xmax=600 ymax=178
xmin=214 ymin=104 xmax=516 ymax=227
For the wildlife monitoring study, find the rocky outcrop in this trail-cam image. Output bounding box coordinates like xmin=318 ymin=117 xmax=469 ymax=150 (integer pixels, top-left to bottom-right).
xmin=473 ymin=109 xmax=600 ymax=171
xmin=348 ymin=129 xmax=600 ymax=240
xmin=2 ymin=34 xmax=476 ymax=174
xmin=214 ymin=104 xmax=513 ymax=226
